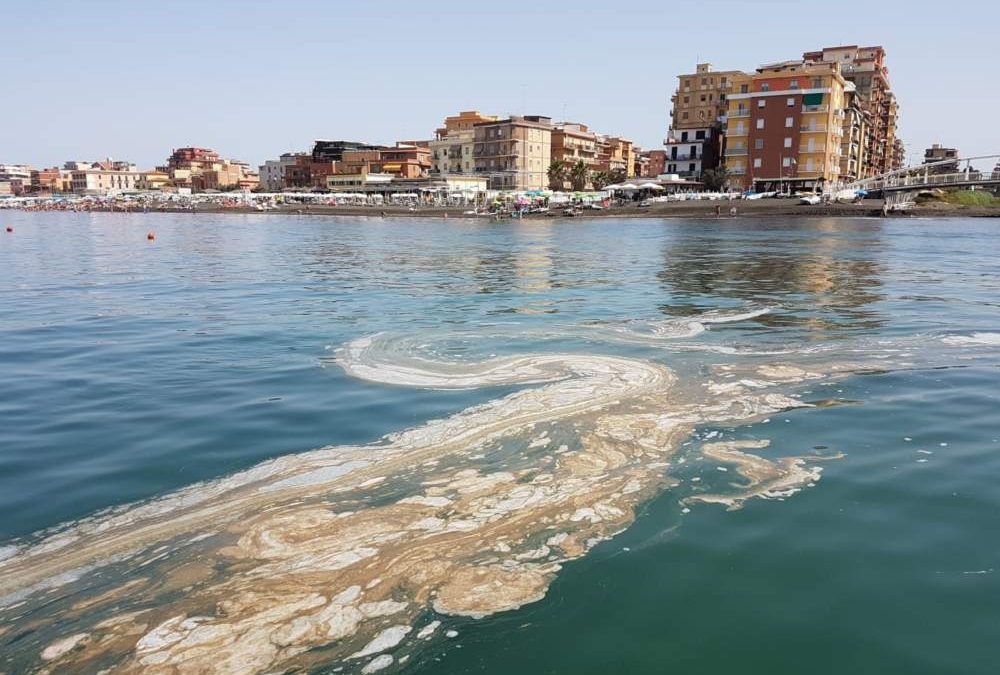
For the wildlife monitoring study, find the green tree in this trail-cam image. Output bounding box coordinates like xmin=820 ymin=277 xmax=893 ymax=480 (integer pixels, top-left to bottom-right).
xmin=570 ymin=160 xmax=590 ymax=191
xmin=591 ymin=170 xmax=611 ymax=190
xmin=701 ymin=167 xmax=729 ymax=191
xmin=608 ymin=169 xmax=627 ymax=185
xmin=547 ymin=160 xmax=568 ymax=191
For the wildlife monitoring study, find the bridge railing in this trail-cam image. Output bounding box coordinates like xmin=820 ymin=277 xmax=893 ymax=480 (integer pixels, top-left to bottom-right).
xmin=843 ymin=154 xmax=1000 ymax=193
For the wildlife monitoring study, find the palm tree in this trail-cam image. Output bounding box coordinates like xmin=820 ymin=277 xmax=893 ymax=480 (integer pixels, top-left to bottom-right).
xmin=570 ymin=160 xmax=590 ymax=191
xmin=547 ymin=160 xmax=568 ymax=191
xmin=591 ymin=171 xmax=611 ymax=190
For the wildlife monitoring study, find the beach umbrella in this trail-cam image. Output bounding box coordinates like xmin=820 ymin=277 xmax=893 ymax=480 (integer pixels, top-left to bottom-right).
xmin=640 ymin=182 xmax=665 ymax=190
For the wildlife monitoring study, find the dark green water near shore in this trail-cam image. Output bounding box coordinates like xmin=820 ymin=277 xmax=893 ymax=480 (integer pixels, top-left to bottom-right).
xmin=1 ymin=212 xmax=998 ymax=674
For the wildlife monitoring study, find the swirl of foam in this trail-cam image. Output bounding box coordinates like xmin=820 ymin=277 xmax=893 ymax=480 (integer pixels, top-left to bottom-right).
xmin=0 ymin=339 xmax=691 ymax=674
xmin=0 ymin=323 xmax=847 ymax=674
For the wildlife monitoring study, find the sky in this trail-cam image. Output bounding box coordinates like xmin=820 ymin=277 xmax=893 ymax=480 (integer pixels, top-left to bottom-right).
xmin=3 ymin=0 xmax=998 ymax=170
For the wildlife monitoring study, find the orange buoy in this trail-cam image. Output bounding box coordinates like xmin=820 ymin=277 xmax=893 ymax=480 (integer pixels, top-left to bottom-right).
xmin=147 ymin=232 xmax=155 ymax=240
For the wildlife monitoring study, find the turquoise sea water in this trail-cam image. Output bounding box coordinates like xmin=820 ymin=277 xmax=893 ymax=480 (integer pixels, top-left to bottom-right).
xmin=1 ymin=212 xmax=998 ymax=673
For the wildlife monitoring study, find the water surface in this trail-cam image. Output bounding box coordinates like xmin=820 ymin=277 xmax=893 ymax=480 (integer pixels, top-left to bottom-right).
xmin=0 ymin=212 xmax=998 ymax=674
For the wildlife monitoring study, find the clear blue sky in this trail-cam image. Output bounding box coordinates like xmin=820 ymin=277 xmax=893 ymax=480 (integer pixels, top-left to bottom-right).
xmin=4 ymin=0 xmax=997 ymax=169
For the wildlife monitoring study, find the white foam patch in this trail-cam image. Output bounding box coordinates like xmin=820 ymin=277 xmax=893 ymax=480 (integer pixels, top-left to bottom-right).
xmin=942 ymin=332 xmax=1000 ymax=346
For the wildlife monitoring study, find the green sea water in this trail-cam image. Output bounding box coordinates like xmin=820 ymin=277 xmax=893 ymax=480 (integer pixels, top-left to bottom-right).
xmin=1 ymin=212 xmax=998 ymax=674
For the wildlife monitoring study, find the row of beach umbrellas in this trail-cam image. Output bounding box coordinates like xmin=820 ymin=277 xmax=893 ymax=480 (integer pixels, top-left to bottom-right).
xmin=605 ymin=182 xmax=665 ymax=191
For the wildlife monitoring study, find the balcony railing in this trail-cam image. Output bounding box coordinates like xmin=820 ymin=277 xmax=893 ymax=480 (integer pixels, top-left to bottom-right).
xmin=800 ymin=125 xmax=827 ymax=133
xmin=730 ymin=109 xmax=750 ymax=117
xmin=726 ymin=148 xmax=748 ymax=156
xmin=799 ymin=145 xmax=827 ymax=154
xmin=728 ymin=167 xmax=746 ymax=175
xmin=668 ymin=153 xmax=698 ymax=161
xmin=727 ymin=127 xmax=748 ymax=137
xmin=802 ymin=105 xmax=829 ymax=113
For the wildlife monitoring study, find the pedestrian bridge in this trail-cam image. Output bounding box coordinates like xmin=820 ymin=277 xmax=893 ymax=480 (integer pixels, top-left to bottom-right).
xmin=844 ymin=154 xmax=1000 ymax=194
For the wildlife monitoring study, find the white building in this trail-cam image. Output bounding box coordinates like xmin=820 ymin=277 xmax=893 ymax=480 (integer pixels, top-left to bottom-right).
xmin=71 ymin=169 xmax=140 ymax=194
xmin=0 ymin=164 xmax=31 ymax=181
xmin=663 ymin=127 xmax=716 ymax=177
xmin=258 ymin=152 xmax=308 ymax=191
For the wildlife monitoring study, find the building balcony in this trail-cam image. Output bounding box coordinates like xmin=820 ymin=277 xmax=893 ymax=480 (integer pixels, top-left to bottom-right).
xmin=728 ymin=167 xmax=746 ymax=175
xmin=730 ymin=109 xmax=750 ymax=118
xmin=802 ymin=105 xmax=829 ymax=113
xmin=800 ymin=125 xmax=827 ymax=133
xmin=800 ymin=145 xmax=827 ymax=154
xmin=727 ymin=128 xmax=748 ymax=137
xmin=726 ymin=148 xmax=748 ymax=156
xmin=668 ymin=153 xmax=699 ymax=161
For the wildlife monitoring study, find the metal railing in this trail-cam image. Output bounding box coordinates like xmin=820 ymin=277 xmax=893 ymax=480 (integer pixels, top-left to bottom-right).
xmin=726 ymin=148 xmax=748 ymax=156
xmin=800 ymin=125 xmax=827 ymax=133
xmin=800 ymin=145 xmax=826 ymax=154
xmin=730 ymin=109 xmax=750 ymax=117
xmin=844 ymin=154 xmax=1000 ymax=192
xmin=802 ymin=105 xmax=829 ymax=113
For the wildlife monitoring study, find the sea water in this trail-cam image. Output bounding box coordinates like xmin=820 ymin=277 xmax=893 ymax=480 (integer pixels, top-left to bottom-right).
xmin=0 ymin=212 xmax=998 ymax=674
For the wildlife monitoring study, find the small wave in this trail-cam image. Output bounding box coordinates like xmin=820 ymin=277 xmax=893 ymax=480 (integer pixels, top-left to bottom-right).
xmin=942 ymin=332 xmax=1000 ymax=346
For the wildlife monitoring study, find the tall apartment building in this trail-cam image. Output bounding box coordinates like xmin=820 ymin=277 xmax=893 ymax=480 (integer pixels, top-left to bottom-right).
xmin=723 ymin=60 xmax=847 ymax=191
xmin=550 ymin=122 xmax=598 ymax=188
xmin=839 ymin=84 xmax=869 ymax=183
xmin=430 ymin=111 xmax=498 ymax=175
xmin=803 ymin=46 xmax=900 ymax=177
xmin=596 ymin=135 xmax=635 ymax=177
xmin=473 ymin=115 xmax=552 ymax=190
xmin=666 ymin=63 xmax=746 ymax=178
xmin=891 ymin=138 xmax=905 ymax=170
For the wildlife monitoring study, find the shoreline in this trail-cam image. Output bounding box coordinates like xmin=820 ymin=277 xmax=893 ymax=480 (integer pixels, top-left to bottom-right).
xmin=7 ymin=199 xmax=1000 ymax=220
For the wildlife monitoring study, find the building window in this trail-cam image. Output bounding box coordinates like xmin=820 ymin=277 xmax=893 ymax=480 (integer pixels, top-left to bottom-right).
xmin=680 ymin=131 xmax=688 ymax=142
xmin=785 ymin=117 xmax=793 ymax=128
xmin=790 ymin=79 xmax=799 ymax=89
xmin=756 ymin=119 xmax=764 ymax=129
xmin=782 ymin=157 xmax=792 ymax=167
xmin=811 ymin=77 xmax=823 ymax=88
xmin=700 ymin=95 xmax=706 ymax=102
xmin=758 ymin=99 xmax=766 ymax=108
xmin=784 ymin=137 xmax=792 ymax=148
xmin=740 ymin=84 xmax=749 ymax=93
xmin=754 ymin=139 xmax=764 ymax=149
xmin=761 ymin=83 xmax=770 ymax=92
xmin=753 ymin=158 xmax=762 ymax=168
xmin=695 ymin=130 xmax=705 ymax=140
xmin=682 ymin=112 xmax=688 ymax=120
xmin=689 ymin=163 xmax=696 ymax=172
xmin=787 ymin=97 xmax=795 ymax=106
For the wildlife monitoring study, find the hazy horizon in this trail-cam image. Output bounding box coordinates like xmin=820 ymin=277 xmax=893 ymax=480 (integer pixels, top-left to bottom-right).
xmin=4 ymin=0 xmax=998 ymax=170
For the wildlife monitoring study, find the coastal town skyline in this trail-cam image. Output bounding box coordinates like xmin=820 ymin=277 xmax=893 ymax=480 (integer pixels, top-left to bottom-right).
xmin=4 ymin=0 xmax=999 ymax=170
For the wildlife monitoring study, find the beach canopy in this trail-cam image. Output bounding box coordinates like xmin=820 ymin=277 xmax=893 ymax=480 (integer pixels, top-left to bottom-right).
xmin=640 ymin=182 xmax=665 ymax=190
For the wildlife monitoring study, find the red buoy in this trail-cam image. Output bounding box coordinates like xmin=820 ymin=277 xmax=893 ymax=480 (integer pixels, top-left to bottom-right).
xmin=4 ymin=226 xmax=11 ymax=233
xmin=147 ymin=232 xmax=155 ymax=240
